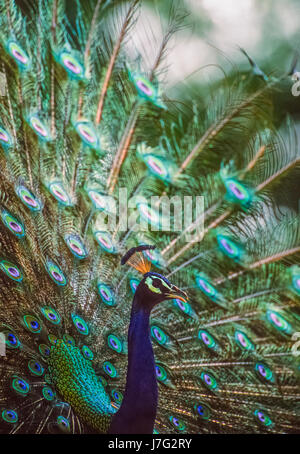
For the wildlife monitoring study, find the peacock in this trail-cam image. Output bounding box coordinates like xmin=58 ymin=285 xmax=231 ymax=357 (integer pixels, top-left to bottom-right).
xmin=0 ymin=0 xmax=300 ymax=435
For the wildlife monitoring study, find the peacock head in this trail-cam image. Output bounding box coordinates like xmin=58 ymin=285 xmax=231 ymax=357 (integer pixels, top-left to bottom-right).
xmin=121 ymin=245 xmax=188 ymax=309
xmin=136 ymin=271 xmax=188 ymax=308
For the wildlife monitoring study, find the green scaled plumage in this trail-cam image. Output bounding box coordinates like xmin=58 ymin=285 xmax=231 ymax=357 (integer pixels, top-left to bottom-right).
xmin=0 ymin=0 xmax=300 ymax=435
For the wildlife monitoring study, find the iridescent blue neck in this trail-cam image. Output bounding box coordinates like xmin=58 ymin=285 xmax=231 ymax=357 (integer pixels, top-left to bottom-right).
xmin=108 ymin=292 xmax=157 ymax=434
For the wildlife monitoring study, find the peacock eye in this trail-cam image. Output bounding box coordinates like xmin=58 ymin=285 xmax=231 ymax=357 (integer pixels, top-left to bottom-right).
xmin=1 ymin=409 xmax=18 ymax=424
xmin=1 ymin=210 xmax=25 ymax=237
xmin=266 ymin=310 xmax=292 ymax=335
xmin=63 ymin=334 xmax=75 ymax=346
xmin=71 ymin=314 xmax=89 ymax=335
xmin=0 ymin=260 xmax=23 ymax=282
xmin=94 ymin=231 xmax=117 ymax=254
xmin=103 ymin=361 xmax=118 ymax=378
xmin=194 ymin=402 xmax=211 ymax=420
xmin=255 ymin=362 xmax=275 ymax=383
xmin=45 ymin=260 xmax=67 ymax=286
xmin=42 ymin=386 xmax=55 ymax=401
xmin=65 ymin=234 xmax=87 ymax=259
xmin=0 ymin=126 xmax=13 ymax=148
xmin=28 ymin=114 xmax=51 ymax=141
xmin=57 ymin=416 xmax=71 ymax=433
xmin=169 ymin=416 xmax=186 ymax=432
xmin=58 ymin=51 xmax=85 ymax=79
xmin=75 ymin=121 xmax=100 ymax=150
xmin=7 ymin=41 xmax=30 ymax=68
xmin=39 ymin=344 xmax=51 ymax=357
xmin=200 ymin=371 xmax=218 ymax=392
xmin=16 ymin=185 xmax=42 ymax=211
xmin=111 ymin=389 xmax=123 ymax=404
xmin=11 ymin=376 xmax=30 ymax=395
xmin=151 ymin=325 xmax=168 ymax=346
xmin=254 ymin=409 xmax=273 ymax=427
xmin=107 ymin=334 xmax=123 ymax=353
xmin=198 ymin=329 xmax=218 ymax=350
xmin=41 ymin=306 xmax=61 ymax=325
xmin=234 ymin=330 xmax=255 ymax=351
xmin=48 ymin=182 xmax=72 ymax=206
xmin=82 ymin=345 xmax=94 ymax=360
xmin=97 ymin=283 xmax=116 ymax=306
xmin=23 ymin=314 xmax=42 ymax=334
xmin=28 ymin=360 xmax=44 ymax=376
xmin=4 ymin=330 xmax=20 ymax=349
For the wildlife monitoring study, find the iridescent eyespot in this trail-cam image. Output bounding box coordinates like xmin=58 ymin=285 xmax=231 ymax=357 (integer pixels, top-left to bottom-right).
xmin=87 ymin=190 xmax=113 ymax=211
xmin=107 ymin=334 xmax=123 ymax=353
xmin=255 ymin=362 xmax=275 ymax=383
xmin=57 ymin=416 xmax=70 ymax=433
xmin=82 ymin=345 xmax=94 ymax=360
xmin=169 ymin=416 xmax=186 ymax=432
xmin=63 ymin=334 xmax=75 ymax=346
xmin=266 ymin=310 xmax=292 ymax=335
xmin=1 ymin=409 xmax=18 ymax=424
xmin=194 ymin=402 xmax=211 ymax=420
xmin=39 ymin=344 xmax=51 ymax=357
xmin=4 ymin=330 xmax=20 ymax=349
xmin=143 ymin=247 xmax=165 ymax=269
xmin=11 ymin=376 xmax=30 ymax=395
xmin=23 ymin=314 xmax=42 ymax=334
xmin=41 ymin=306 xmax=61 ymax=325
xmin=129 ymin=71 xmax=162 ymax=107
xmin=155 ymin=363 xmax=174 ymax=388
xmin=28 ymin=360 xmax=44 ymax=376
xmin=0 ymin=126 xmax=13 ymax=148
xmin=75 ymin=121 xmax=100 ymax=150
xmin=198 ymin=329 xmax=218 ymax=350
xmin=58 ymin=51 xmax=85 ymax=79
xmin=1 ymin=210 xmax=25 ymax=237
xmin=48 ymin=182 xmax=72 ymax=206
xmin=254 ymin=409 xmax=273 ymax=427
xmin=7 ymin=41 xmax=30 ymax=68
xmin=71 ymin=314 xmax=89 ymax=335
xmin=94 ymin=232 xmax=117 ymax=254
xmin=0 ymin=260 xmax=23 ymax=282
xmin=129 ymin=278 xmax=140 ymax=294
xmin=216 ymin=234 xmax=242 ymax=261
xmin=97 ymin=283 xmax=116 ymax=306
xmin=173 ymin=298 xmax=195 ymax=317
xmin=200 ymin=371 xmax=218 ymax=392
xmin=28 ymin=114 xmax=51 ymax=141
xmin=42 ymin=386 xmax=55 ymax=401
xmin=151 ymin=325 xmax=168 ymax=347
xmin=111 ymin=389 xmax=123 ymax=404
xmin=291 ymin=274 xmax=300 ymax=295
xmin=16 ymin=185 xmax=42 ymax=211
xmin=45 ymin=260 xmax=67 ymax=286
xmin=196 ymin=276 xmax=218 ymax=301
xmin=234 ymin=330 xmax=255 ymax=351
xmin=137 ymin=203 xmax=161 ymax=229
xmin=103 ymin=361 xmax=118 ymax=378
xmin=142 ymin=154 xmax=175 ymax=183
xmin=64 ymin=234 xmax=87 ymax=259
xmin=223 ymin=178 xmax=253 ymax=208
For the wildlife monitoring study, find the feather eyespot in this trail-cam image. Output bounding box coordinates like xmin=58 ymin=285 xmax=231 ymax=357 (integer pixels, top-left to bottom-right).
xmin=45 ymin=260 xmax=67 ymax=286
xmin=56 ymin=416 xmax=71 ymax=433
xmin=16 ymin=185 xmax=42 ymax=211
xmin=0 ymin=260 xmax=23 ymax=282
xmin=7 ymin=41 xmax=30 ymax=68
xmin=200 ymin=371 xmax=218 ymax=392
xmin=28 ymin=360 xmax=44 ymax=376
xmin=82 ymin=345 xmax=94 ymax=360
xmin=41 ymin=307 xmax=61 ymax=325
xmin=42 ymin=386 xmax=55 ymax=401
xmin=71 ymin=314 xmax=89 ymax=335
xmin=103 ymin=361 xmax=118 ymax=378
xmin=48 ymin=182 xmax=72 ymax=206
xmin=97 ymin=283 xmax=116 ymax=306
xmin=1 ymin=409 xmax=18 ymax=424
xmin=4 ymin=330 xmax=20 ymax=349
xmin=11 ymin=376 xmax=30 ymax=396
xmin=0 ymin=126 xmax=13 ymax=148
xmin=107 ymin=334 xmax=123 ymax=353
xmin=65 ymin=234 xmax=87 ymax=259
xmin=234 ymin=330 xmax=255 ymax=351
xmin=255 ymin=362 xmax=275 ymax=383
xmin=169 ymin=416 xmax=186 ymax=432
xmin=254 ymin=409 xmax=273 ymax=427
xmin=1 ymin=210 xmax=25 ymax=237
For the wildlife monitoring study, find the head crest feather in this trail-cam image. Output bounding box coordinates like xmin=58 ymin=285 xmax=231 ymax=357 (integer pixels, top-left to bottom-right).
xmin=121 ymin=245 xmax=156 ymax=275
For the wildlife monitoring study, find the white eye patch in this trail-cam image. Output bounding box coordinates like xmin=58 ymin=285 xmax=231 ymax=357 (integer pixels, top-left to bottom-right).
xmin=145 ymin=276 xmax=171 ymax=294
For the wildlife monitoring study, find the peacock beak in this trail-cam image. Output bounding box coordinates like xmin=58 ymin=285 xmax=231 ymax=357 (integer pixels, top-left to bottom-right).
xmin=166 ymin=285 xmax=188 ymax=303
